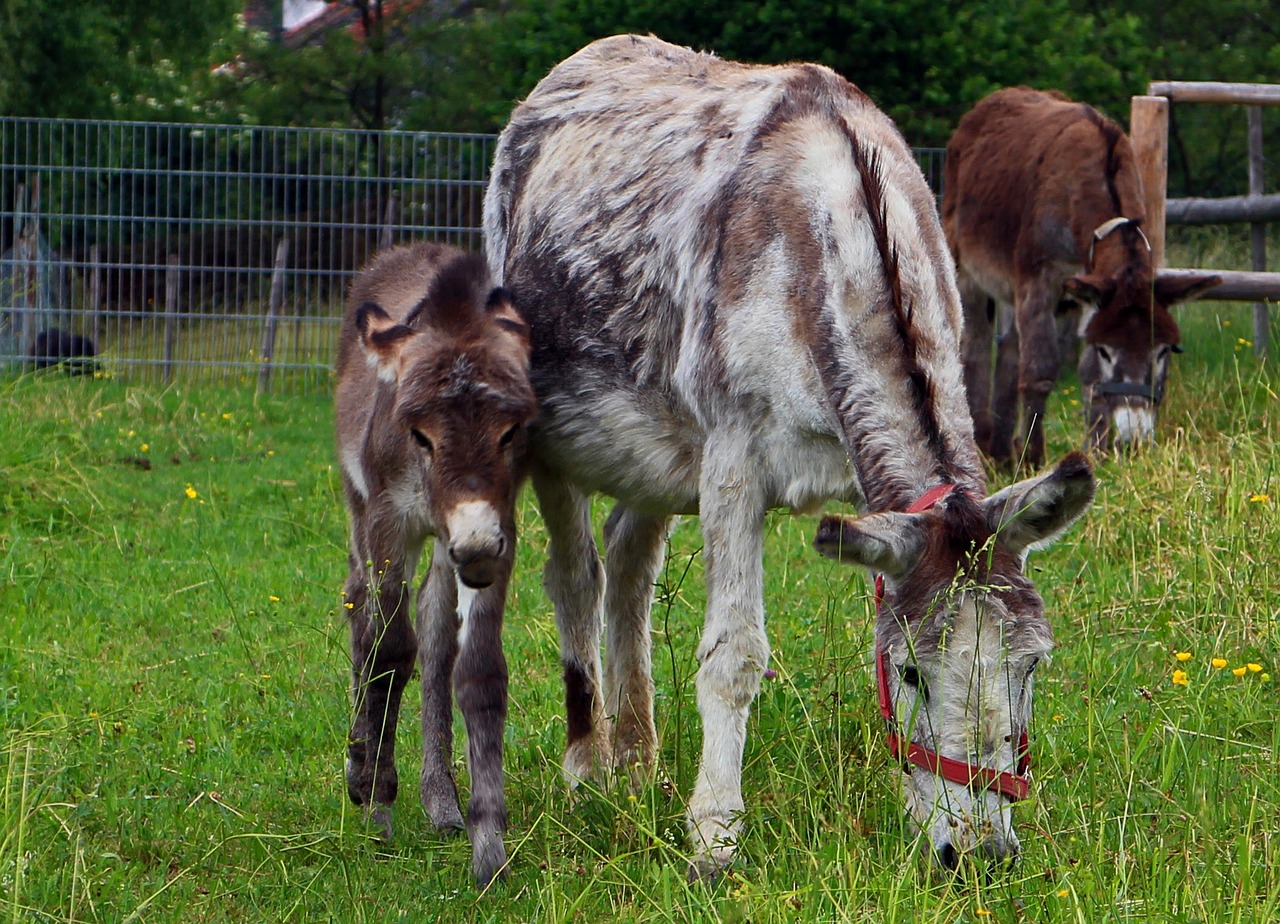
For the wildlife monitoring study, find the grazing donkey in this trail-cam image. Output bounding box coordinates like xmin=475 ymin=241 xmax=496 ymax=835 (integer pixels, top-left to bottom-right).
xmin=335 ymin=242 xmax=536 ymax=885
xmin=943 ymin=86 xmax=1220 ymax=465
xmin=485 ymin=35 xmax=1096 ymax=875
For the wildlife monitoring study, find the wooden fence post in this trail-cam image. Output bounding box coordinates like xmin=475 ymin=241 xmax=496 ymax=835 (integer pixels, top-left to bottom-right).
xmin=89 ymin=244 xmax=103 ymax=346
xmin=163 ymin=254 xmax=179 ymax=384
xmin=1131 ymin=95 xmax=1170 ymax=270
xmin=1248 ymin=106 xmax=1268 ymax=357
xmin=257 ymin=237 xmax=291 ymax=394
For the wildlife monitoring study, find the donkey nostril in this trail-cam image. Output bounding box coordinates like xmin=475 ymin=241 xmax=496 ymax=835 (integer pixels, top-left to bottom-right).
xmin=936 ymin=842 xmax=959 ymax=871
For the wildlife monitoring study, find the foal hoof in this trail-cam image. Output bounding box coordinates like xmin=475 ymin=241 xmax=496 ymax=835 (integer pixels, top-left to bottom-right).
xmin=365 ymin=804 xmax=394 ymax=841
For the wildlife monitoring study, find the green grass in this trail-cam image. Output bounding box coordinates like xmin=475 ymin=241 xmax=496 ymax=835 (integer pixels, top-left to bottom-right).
xmin=3 ymin=280 xmax=1279 ymax=921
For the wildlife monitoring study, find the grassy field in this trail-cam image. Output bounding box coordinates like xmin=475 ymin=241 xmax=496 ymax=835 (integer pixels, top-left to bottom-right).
xmin=3 ymin=257 xmax=1279 ymax=921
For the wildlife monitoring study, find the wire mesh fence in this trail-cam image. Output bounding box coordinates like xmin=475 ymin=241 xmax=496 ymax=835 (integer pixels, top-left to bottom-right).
xmin=0 ymin=118 xmax=494 ymax=392
xmin=0 ymin=116 xmax=944 ymax=393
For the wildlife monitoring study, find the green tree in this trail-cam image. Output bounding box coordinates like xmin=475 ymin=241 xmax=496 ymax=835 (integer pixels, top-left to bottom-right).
xmin=0 ymin=0 xmax=239 ymax=120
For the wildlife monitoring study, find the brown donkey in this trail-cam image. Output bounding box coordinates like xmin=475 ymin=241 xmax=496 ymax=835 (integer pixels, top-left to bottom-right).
xmin=943 ymin=86 xmax=1220 ymax=465
xmin=335 ymin=243 xmax=536 ymax=885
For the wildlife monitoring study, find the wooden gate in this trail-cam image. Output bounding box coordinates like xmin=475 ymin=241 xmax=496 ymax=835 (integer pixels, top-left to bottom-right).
xmin=1131 ymin=81 xmax=1280 ymax=354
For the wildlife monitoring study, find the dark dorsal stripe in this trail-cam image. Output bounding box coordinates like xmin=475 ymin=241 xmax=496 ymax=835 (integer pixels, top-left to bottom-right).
xmin=846 ymin=136 xmax=954 ymax=487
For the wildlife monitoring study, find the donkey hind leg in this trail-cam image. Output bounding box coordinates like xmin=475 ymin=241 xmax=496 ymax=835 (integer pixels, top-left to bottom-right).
xmin=533 ymin=465 xmax=611 ymax=786
xmin=603 ymin=505 xmax=669 ymax=781
xmin=345 ymin=552 xmax=419 ymax=840
xmin=686 ymin=428 xmax=769 ymax=880
xmin=453 ymin=554 xmax=513 ymax=886
xmin=959 ymin=279 xmax=996 ymax=456
xmin=989 ymin=301 xmax=1021 ymax=465
xmin=418 ymin=542 xmax=465 ymax=834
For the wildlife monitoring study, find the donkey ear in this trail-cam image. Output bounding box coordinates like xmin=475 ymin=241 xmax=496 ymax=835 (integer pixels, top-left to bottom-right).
xmin=1063 ymin=275 xmax=1106 ymax=309
xmin=1153 ymin=272 xmax=1222 ymax=306
xmin=813 ymin=511 xmax=927 ymax=583
xmin=355 ymin=301 xmax=415 ymax=382
xmin=485 ymin=287 xmax=529 ymax=334
xmin=984 ymin=452 xmax=1096 ymax=556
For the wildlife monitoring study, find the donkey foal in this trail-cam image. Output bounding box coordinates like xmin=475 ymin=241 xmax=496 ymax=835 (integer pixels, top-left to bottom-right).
xmin=335 ymin=243 xmax=536 ymax=885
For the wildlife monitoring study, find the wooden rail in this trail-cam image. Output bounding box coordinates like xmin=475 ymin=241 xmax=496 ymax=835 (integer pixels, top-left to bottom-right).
xmin=1134 ymin=81 xmax=1278 ymax=354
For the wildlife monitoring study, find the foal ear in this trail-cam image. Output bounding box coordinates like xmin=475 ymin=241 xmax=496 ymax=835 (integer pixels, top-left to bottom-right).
xmin=984 ymin=452 xmax=1096 ymax=556
xmin=355 ymin=301 xmax=415 ymax=382
xmin=813 ymin=511 xmax=927 ymax=583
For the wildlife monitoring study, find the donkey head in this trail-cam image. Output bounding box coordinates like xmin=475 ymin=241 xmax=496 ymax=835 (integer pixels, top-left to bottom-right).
xmin=814 ymin=454 xmax=1095 ymax=870
xmin=357 ymin=286 xmax=536 ymax=589
xmin=1064 ymin=222 xmax=1220 ymax=452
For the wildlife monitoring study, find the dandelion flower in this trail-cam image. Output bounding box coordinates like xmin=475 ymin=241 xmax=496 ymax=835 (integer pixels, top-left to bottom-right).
xmin=184 ymin=485 xmax=198 ymax=499
xmin=1247 ymin=663 xmax=1262 ymax=673
xmin=1232 ymin=666 xmax=1248 ymax=677
xmin=1175 ymin=651 xmax=1191 ymax=662
xmin=1211 ymin=657 xmax=1228 ymax=669
xmin=1172 ymin=669 xmax=1189 ymax=686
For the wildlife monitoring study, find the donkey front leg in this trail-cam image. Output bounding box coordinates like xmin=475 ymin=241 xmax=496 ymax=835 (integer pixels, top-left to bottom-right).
xmin=686 ymin=430 xmax=768 ymax=879
xmin=453 ymin=563 xmax=512 ymax=886
xmin=418 ymin=542 xmax=465 ymax=834
xmin=533 ymin=465 xmax=611 ymax=785
xmin=345 ymin=552 xmax=418 ymax=840
xmin=603 ymin=505 xmax=669 ymax=778
xmin=1014 ymin=283 xmax=1064 ymax=467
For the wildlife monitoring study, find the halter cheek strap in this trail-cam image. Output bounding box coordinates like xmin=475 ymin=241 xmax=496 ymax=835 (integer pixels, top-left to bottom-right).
xmin=873 ymin=484 xmax=1032 ymax=803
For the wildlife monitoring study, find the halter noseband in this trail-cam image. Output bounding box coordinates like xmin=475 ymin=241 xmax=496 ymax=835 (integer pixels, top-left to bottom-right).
xmin=873 ymin=484 xmax=1032 ymax=803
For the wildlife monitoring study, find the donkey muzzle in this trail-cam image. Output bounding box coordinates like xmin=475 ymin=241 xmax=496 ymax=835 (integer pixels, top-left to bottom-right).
xmin=444 ymin=500 xmax=508 ymax=589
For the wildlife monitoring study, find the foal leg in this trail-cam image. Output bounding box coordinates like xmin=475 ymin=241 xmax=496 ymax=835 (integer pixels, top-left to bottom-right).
xmin=686 ymin=428 xmax=768 ymax=878
xmin=453 ymin=557 xmax=513 ymax=886
xmin=345 ymin=540 xmax=419 ymax=839
xmin=602 ymin=504 xmax=669 ymax=778
xmin=418 ymin=542 xmax=465 ymax=833
xmin=532 ymin=465 xmax=610 ymax=785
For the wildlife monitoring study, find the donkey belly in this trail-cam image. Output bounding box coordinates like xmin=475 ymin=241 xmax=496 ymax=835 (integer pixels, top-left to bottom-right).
xmin=532 ymin=377 xmax=859 ymax=517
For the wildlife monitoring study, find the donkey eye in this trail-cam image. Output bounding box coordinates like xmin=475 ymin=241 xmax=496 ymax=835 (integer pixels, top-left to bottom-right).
xmin=900 ymin=665 xmax=920 ymax=686
xmin=1097 ymin=346 xmax=1113 ymax=364
xmin=411 ymin=429 xmax=434 ymax=453
xmin=498 ymin=424 xmax=520 ymax=448
xmin=1027 ymin=658 xmax=1040 ymax=675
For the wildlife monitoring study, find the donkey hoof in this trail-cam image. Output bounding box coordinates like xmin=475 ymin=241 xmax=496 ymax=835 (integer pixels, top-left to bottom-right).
xmin=472 ymin=834 xmax=508 ymax=887
xmin=365 ymin=804 xmax=394 ymax=841
xmin=686 ymin=849 xmax=734 ymax=884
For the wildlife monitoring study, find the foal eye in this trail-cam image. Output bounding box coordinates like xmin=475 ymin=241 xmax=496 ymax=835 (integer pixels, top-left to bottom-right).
xmin=411 ymin=429 xmax=434 ymax=453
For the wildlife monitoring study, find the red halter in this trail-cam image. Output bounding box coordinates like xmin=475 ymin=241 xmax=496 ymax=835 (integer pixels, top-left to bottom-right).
xmin=873 ymin=484 xmax=1032 ymax=803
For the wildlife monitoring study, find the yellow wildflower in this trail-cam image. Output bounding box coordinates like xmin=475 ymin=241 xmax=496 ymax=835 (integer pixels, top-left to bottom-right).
xmin=1211 ymin=657 xmax=1228 ymax=669
xmin=1172 ymin=669 xmax=1189 ymax=686
xmin=1057 ymin=889 xmax=1070 ymax=898
xmin=269 ymin=595 xmax=280 ymax=603
xmin=222 ymin=412 xmax=232 ymax=420
xmin=976 ymin=910 xmax=992 ymax=918
xmin=1250 ymin=493 xmax=1270 ymax=504
xmin=344 ymin=602 xmax=355 ymax=609
xmin=1232 ymin=666 xmax=1248 ymax=677
xmin=1247 ymin=663 xmax=1263 ymax=673
xmin=1238 ymin=338 xmax=1253 ymax=347
xmin=1175 ymin=651 xmax=1191 ymax=662
xmin=184 ymin=485 xmax=198 ymax=499
xmin=140 ymin=443 xmax=149 ymax=452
